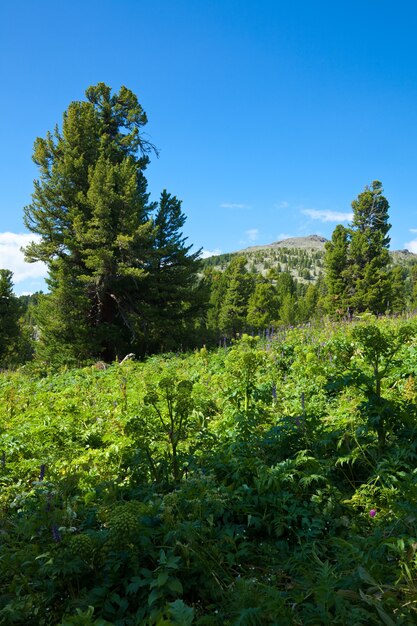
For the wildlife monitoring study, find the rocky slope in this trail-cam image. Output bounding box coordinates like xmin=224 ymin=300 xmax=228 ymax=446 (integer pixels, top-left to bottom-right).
xmin=201 ymin=235 xmax=417 ymax=284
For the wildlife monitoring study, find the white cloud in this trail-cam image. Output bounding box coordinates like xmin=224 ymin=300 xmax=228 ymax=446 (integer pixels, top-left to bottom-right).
xmin=276 ymin=232 xmax=292 ymax=241
xmin=404 ymin=229 xmax=417 ymax=251
xmin=245 ymin=228 xmax=259 ymax=242
xmin=220 ymin=202 xmax=251 ymax=209
xmin=200 ymin=248 xmax=222 ymax=259
xmin=238 ymin=228 xmax=260 ymax=247
xmin=275 ymin=201 xmax=289 ymax=209
xmin=0 ymin=232 xmax=48 ymax=283
xmin=404 ymin=239 xmax=417 ymax=254
xmin=302 ymin=209 xmax=353 ymax=223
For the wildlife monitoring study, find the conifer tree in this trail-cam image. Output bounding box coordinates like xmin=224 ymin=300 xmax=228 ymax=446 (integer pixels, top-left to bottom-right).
xmin=23 ymin=84 xmax=203 ymax=362
xmin=323 ymin=224 xmax=350 ymax=315
xmin=0 ymin=270 xmax=20 ymax=366
xmin=246 ymin=280 xmax=280 ymax=330
xmin=279 ymin=292 xmax=298 ymax=325
xmin=274 ymin=271 xmax=296 ymax=300
xmin=324 ymin=181 xmax=392 ymax=316
xmin=410 ymin=263 xmax=417 ymax=308
xmin=142 ymin=190 xmax=205 ymax=353
xmin=205 ymin=267 xmax=228 ymax=340
xmin=389 ymin=265 xmax=407 ymax=313
xmin=348 ymin=181 xmax=391 ymax=314
xmin=298 ymin=283 xmax=319 ymax=321
xmin=218 ymin=256 xmax=254 ymax=337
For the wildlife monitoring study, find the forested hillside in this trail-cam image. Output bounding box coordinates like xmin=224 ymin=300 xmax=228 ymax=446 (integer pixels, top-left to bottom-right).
xmin=201 ymin=235 xmax=328 ymax=282
xmin=202 ymin=234 xmax=417 ymax=287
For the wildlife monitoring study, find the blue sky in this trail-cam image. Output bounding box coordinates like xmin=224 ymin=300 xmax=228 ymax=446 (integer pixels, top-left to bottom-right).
xmin=1 ymin=0 xmax=417 ymax=294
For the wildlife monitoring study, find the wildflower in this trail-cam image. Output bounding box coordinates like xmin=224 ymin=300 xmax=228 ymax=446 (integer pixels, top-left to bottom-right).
xmin=369 ymin=509 xmax=377 ymax=518
xmin=51 ymin=524 xmax=61 ymax=542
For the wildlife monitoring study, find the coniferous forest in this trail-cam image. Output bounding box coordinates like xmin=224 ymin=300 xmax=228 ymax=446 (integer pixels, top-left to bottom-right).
xmin=1 ymin=85 xmax=417 ymax=624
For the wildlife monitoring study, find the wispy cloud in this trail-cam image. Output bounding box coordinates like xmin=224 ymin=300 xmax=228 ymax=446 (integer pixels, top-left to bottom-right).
xmin=274 ymin=201 xmax=289 ymax=209
xmin=302 ymin=209 xmax=353 ymax=223
xmin=276 ymin=232 xmax=292 ymax=241
xmin=220 ymin=202 xmax=251 ymax=210
xmin=409 ymin=228 xmax=417 ymax=234
xmin=239 ymin=228 xmax=260 ymax=246
xmin=200 ymin=248 xmax=222 ymax=259
xmin=0 ymin=232 xmax=48 ymax=283
xmin=245 ymin=228 xmax=259 ymax=242
xmin=404 ymin=238 xmax=417 ymax=253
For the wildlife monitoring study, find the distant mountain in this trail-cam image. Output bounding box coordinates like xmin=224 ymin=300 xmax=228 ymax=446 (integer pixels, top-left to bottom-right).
xmin=239 ymin=234 xmax=328 ymax=253
xmin=201 ymin=235 xmax=417 ymax=284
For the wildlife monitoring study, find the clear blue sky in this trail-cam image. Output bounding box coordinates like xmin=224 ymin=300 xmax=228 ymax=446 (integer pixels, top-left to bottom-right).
xmin=1 ymin=0 xmax=417 ymax=294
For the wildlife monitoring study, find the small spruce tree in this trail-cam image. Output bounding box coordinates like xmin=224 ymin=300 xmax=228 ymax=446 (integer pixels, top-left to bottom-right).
xmin=0 ymin=270 xmax=21 ymax=366
xmin=218 ymin=257 xmax=254 ymax=337
xmin=323 ymin=224 xmax=350 ymax=316
xmin=246 ymin=280 xmax=280 ymax=330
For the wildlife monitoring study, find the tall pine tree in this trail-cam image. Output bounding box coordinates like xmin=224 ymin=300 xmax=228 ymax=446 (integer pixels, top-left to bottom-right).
xmin=348 ymin=181 xmax=391 ymax=314
xmin=24 ymin=83 xmax=203 ymax=363
xmin=246 ymin=280 xmax=280 ymax=330
xmin=324 ymin=181 xmax=392 ymax=316
xmin=142 ymin=190 xmax=206 ymax=353
xmin=218 ymin=257 xmax=254 ymax=338
xmin=323 ymin=224 xmax=350 ymax=316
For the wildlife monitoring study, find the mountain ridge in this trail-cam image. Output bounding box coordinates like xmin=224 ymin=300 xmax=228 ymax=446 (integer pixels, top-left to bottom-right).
xmin=238 ymin=234 xmax=328 ymax=253
xmin=201 ymin=235 xmax=417 ymax=284
xmin=237 ymin=234 xmax=416 ymax=256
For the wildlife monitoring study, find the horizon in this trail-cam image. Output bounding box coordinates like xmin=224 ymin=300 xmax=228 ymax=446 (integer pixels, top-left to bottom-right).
xmin=1 ymin=1 xmax=417 ymax=294
xmin=10 ymin=231 xmax=417 ymax=297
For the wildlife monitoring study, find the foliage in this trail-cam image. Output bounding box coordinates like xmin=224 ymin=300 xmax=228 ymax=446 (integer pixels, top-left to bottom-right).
xmin=140 ymin=190 xmax=207 ymax=354
xmin=324 ymin=181 xmax=393 ymax=316
xmin=323 ymin=225 xmax=350 ymax=316
xmin=218 ymin=257 xmax=255 ymax=338
xmin=246 ymin=281 xmax=280 ymax=330
xmin=1 ymin=315 xmax=417 ymax=623
xmin=23 ymin=83 xmax=204 ymax=364
xmin=0 ymin=270 xmax=21 ymax=367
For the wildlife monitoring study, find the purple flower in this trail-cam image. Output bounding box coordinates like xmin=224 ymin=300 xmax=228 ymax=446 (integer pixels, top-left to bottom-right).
xmin=369 ymin=509 xmax=377 ymax=518
xmin=51 ymin=524 xmax=61 ymax=542
xmin=39 ymin=464 xmax=45 ymax=481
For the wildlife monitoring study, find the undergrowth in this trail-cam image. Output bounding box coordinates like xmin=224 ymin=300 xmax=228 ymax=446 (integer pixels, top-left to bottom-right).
xmin=1 ymin=317 xmax=417 ymax=624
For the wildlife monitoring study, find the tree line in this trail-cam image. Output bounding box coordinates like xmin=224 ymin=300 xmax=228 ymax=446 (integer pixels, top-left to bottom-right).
xmin=1 ymin=84 xmax=417 ymax=367
xmin=203 ymin=180 xmax=417 ymax=338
